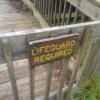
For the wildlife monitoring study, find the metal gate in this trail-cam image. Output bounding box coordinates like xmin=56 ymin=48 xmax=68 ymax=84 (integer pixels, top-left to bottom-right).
xmin=0 ymin=21 xmax=100 ymax=100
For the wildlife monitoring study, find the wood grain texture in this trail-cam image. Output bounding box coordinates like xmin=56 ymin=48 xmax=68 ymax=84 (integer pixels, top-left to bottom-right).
xmin=0 ymin=0 xmax=40 ymax=34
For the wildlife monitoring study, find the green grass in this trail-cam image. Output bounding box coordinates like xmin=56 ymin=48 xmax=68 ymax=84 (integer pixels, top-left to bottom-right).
xmin=74 ymin=76 xmax=100 ymax=100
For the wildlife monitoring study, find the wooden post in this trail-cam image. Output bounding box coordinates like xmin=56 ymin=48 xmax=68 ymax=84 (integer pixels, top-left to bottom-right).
xmin=85 ymin=39 xmax=100 ymax=79
xmin=57 ymin=59 xmax=69 ymax=100
xmin=2 ymin=38 xmax=19 ymax=100
xmin=66 ymin=56 xmax=80 ymax=100
xmin=78 ymin=45 xmax=92 ymax=84
xmin=66 ymin=27 xmax=91 ymax=100
xmin=30 ymin=66 xmax=35 ymax=100
xmin=79 ymin=39 xmax=100 ymax=84
xmin=44 ymin=63 xmax=53 ymax=100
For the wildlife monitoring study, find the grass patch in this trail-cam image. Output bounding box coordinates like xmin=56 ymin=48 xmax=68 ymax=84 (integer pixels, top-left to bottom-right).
xmin=74 ymin=76 xmax=100 ymax=100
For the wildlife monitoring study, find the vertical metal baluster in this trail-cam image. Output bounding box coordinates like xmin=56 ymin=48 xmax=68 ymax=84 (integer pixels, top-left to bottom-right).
xmin=57 ymin=0 xmax=62 ymax=25
xmin=39 ymin=0 xmax=41 ymax=12
xmin=49 ymin=0 xmax=53 ymax=26
xmin=47 ymin=0 xmax=51 ymax=25
xmin=45 ymin=0 xmax=48 ymax=20
xmin=42 ymin=0 xmax=45 ymax=17
xmin=36 ymin=0 xmax=39 ymax=10
xmin=36 ymin=0 xmax=39 ymax=9
xmin=57 ymin=59 xmax=69 ymax=100
xmin=81 ymin=14 xmax=85 ymax=22
xmin=44 ymin=63 xmax=53 ymax=100
xmin=2 ymin=39 xmax=19 ymax=100
xmin=37 ymin=0 xmax=39 ymax=10
xmin=33 ymin=0 xmax=36 ymax=7
xmin=40 ymin=0 xmax=42 ymax=14
xmin=54 ymin=0 xmax=57 ymax=25
xmin=73 ymin=8 xmax=78 ymax=24
xmin=66 ymin=4 xmax=72 ymax=25
xmin=41 ymin=0 xmax=43 ymax=14
xmin=35 ymin=0 xmax=37 ymax=8
xmin=61 ymin=0 xmax=67 ymax=25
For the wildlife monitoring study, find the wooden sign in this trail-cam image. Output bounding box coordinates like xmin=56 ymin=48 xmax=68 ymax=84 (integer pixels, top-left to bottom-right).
xmin=29 ymin=34 xmax=79 ymax=66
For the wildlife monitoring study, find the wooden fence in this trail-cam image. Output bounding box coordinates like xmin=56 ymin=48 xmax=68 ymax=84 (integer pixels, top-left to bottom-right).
xmin=31 ymin=0 xmax=91 ymax=26
xmin=0 ymin=21 xmax=100 ymax=100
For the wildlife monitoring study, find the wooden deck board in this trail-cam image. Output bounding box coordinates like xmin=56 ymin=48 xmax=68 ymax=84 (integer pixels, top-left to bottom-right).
xmin=0 ymin=0 xmax=41 ymax=33
xmin=0 ymin=0 xmax=46 ymax=99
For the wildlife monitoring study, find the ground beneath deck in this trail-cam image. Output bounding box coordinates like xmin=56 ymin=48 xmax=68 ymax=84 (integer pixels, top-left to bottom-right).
xmin=0 ymin=0 xmax=40 ymax=33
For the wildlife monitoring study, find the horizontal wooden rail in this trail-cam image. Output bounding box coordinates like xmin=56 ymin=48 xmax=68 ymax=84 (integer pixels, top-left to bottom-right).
xmin=0 ymin=21 xmax=100 ymax=64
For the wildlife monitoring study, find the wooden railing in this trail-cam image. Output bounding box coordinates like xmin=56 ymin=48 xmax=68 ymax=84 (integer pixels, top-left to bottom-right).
xmin=0 ymin=21 xmax=100 ymax=100
xmin=32 ymin=0 xmax=91 ymax=26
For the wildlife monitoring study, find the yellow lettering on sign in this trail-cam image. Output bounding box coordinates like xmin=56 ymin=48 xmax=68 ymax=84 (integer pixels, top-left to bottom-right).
xmin=40 ymin=55 xmax=45 ymax=63
xmin=39 ymin=47 xmax=44 ymax=53
xmin=31 ymin=38 xmax=77 ymax=65
xmin=71 ymin=40 xmax=76 ymax=47
xmin=60 ymin=42 xmax=66 ymax=49
xmin=45 ymin=46 xmax=50 ymax=53
xmin=32 ymin=49 xmax=36 ymax=56
xmin=67 ymin=49 xmax=73 ymax=54
xmin=34 ymin=57 xmax=40 ymax=63
xmin=66 ymin=41 xmax=70 ymax=47
xmin=58 ymin=51 xmax=63 ymax=56
xmin=50 ymin=44 xmax=56 ymax=51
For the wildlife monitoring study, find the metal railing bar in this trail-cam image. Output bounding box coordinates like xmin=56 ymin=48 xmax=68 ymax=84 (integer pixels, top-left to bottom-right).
xmin=34 ymin=0 xmax=36 ymax=7
xmin=49 ymin=0 xmax=53 ymax=26
xmin=0 ymin=21 xmax=100 ymax=38
xmin=81 ymin=14 xmax=85 ymax=22
xmin=73 ymin=8 xmax=78 ymax=24
xmin=57 ymin=0 xmax=62 ymax=25
xmin=40 ymin=0 xmax=43 ymax=14
xmin=54 ymin=0 xmax=58 ymax=26
xmin=44 ymin=63 xmax=53 ymax=100
xmin=2 ymin=38 xmax=19 ymax=100
xmin=36 ymin=0 xmax=38 ymax=8
xmin=47 ymin=0 xmax=51 ymax=24
xmin=42 ymin=0 xmax=46 ymax=16
xmin=61 ymin=0 xmax=67 ymax=25
xmin=44 ymin=0 xmax=48 ymax=20
xmin=66 ymin=4 xmax=72 ymax=24
xmin=38 ymin=0 xmax=41 ymax=12
xmin=39 ymin=0 xmax=42 ymax=14
xmin=41 ymin=0 xmax=43 ymax=14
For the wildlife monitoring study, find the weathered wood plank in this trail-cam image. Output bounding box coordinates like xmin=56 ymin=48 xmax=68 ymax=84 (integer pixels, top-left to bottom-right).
xmin=67 ymin=0 xmax=100 ymax=20
xmin=2 ymin=38 xmax=19 ymax=100
xmin=0 ymin=0 xmax=40 ymax=34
